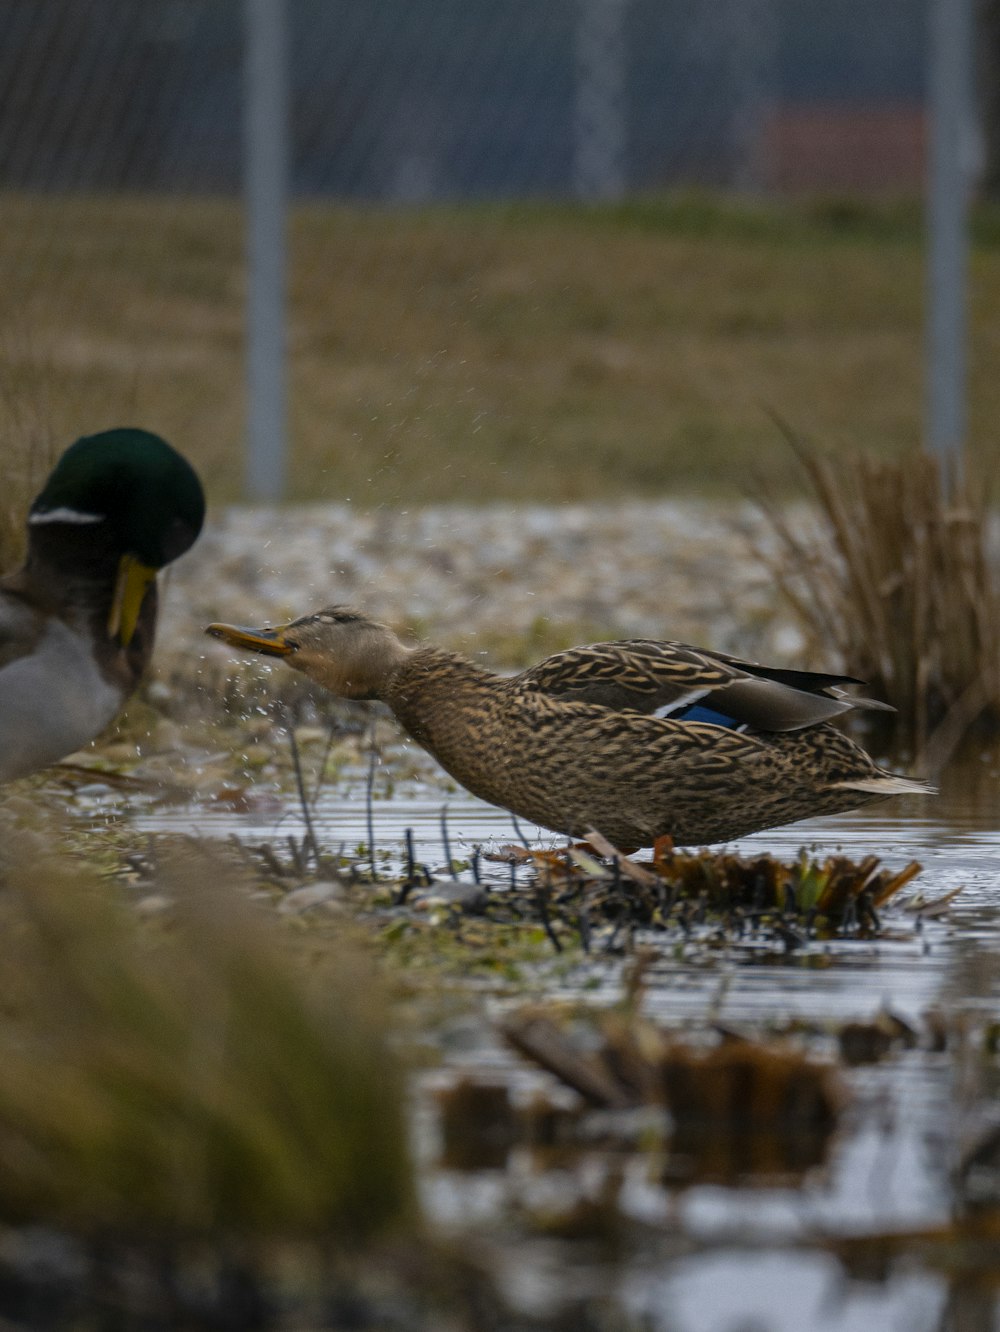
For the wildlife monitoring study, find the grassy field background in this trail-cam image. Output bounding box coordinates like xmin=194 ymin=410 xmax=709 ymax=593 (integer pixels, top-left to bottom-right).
xmin=3 ymin=192 xmax=1000 ymax=507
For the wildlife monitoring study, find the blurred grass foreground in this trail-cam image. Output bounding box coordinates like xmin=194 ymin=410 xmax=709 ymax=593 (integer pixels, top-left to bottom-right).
xmin=5 ymin=192 xmax=1000 ymax=505
xmin=0 ymin=841 xmax=411 ymax=1248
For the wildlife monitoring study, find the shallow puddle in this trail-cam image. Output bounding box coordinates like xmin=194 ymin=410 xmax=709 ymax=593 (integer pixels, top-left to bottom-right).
xmin=133 ymin=773 xmax=1000 ymax=1331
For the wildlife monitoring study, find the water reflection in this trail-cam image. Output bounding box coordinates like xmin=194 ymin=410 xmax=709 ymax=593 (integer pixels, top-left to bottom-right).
xmin=628 ymin=1251 xmax=948 ymax=1332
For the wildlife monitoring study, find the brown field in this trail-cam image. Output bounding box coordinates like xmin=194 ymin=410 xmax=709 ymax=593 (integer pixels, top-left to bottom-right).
xmin=2 ymin=192 xmax=999 ymax=512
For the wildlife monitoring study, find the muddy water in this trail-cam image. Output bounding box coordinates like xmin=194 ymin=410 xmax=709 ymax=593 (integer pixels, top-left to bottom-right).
xmin=136 ymin=776 xmax=1000 ymax=1332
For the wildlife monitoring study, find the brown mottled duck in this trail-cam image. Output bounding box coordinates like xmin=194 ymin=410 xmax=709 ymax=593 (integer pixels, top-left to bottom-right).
xmin=206 ymin=607 xmax=931 ymax=850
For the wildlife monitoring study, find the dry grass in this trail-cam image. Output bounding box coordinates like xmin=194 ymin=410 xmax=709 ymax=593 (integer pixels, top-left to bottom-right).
xmin=0 ymin=840 xmax=412 ymax=1240
xmin=5 ymin=192 xmax=1000 ymax=504
xmin=759 ymin=433 xmax=1000 ymax=767
xmin=0 ymin=387 xmax=58 ymax=571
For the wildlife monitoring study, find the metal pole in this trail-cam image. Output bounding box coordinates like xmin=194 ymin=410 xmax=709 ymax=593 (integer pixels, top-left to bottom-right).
xmin=926 ymin=0 xmax=975 ymax=487
xmin=244 ymin=0 xmax=288 ymax=501
xmin=574 ymin=0 xmax=628 ymax=201
xmin=724 ymin=0 xmax=776 ymax=193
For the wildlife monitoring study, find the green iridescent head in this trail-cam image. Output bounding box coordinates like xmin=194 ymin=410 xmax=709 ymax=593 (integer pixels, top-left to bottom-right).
xmin=29 ymin=427 xmax=205 ymax=567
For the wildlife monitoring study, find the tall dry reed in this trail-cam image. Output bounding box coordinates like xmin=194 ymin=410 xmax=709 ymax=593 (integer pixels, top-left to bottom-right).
xmin=758 ymin=434 xmax=1000 ymax=770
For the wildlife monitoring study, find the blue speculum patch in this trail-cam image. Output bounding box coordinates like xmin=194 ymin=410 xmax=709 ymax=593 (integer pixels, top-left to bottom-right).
xmin=673 ymin=704 xmax=743 ymax=730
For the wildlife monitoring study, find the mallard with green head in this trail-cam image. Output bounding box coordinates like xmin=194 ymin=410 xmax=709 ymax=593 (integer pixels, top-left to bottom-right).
xmin=1 ymin=428 xmax=204 ymax=782
xmin=206 ymin=606 xmax=931 ymax=850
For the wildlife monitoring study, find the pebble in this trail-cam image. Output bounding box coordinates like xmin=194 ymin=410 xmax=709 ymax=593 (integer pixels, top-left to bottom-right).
xmin=411 ymin=880 xmax=489 ymax=914
xmin=160 ymin=499 xmax=809 ymax=669
xmin=277 ymin=882 xmax=344 ymax=914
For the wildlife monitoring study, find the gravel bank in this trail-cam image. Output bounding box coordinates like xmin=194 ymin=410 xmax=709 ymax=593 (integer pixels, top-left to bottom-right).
xmin=162 ymin=499 xmax=809 ymax=669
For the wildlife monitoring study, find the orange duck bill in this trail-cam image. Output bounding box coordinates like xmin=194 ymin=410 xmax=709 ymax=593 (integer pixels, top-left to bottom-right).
xmin=205 ymin=622 xmax=296 ymax=656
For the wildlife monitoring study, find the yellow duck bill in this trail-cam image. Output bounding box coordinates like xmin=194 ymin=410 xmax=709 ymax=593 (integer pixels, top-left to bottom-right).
xmin=205 ymin=621 xmax=295 ymax=656
xmin=108 ymin=554 xmax=158 ymax=647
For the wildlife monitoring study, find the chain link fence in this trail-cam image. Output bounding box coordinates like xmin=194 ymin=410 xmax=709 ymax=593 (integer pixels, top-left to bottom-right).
xmin=0 ymin=1 xmax=929 ymax=198
xmin=0 ymin=0 xmax=945 ymax=506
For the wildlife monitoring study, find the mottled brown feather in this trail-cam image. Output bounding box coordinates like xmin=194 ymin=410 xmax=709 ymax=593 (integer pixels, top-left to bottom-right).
xmin=518 ymin=639 xmax=889 ymax=729
xmin=211 ymin=607 xmax=930 ymax=850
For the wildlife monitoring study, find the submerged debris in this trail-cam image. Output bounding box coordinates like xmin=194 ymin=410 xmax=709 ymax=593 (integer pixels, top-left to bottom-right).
xmin=501 ymin=1007 xmax=841 ymax=1123
xmin=436 ymin=1079 xmax=522 ymax=1170
xmin=482 ymin=833 xmax=927 ymax=953
xmin=203 ymin=809 xmax=941 ymax=972
xmin=838 ymin=1010 xmax=920 ymax=1065
xmin=491 ymin=1005 xmax=842 ymax=1187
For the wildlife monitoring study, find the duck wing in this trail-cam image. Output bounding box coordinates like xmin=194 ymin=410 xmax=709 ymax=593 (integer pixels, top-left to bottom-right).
xmin=0 ymin=580 xmax=46 ymax=671
xmin=517 ymin=639 xmax=893 ymax=733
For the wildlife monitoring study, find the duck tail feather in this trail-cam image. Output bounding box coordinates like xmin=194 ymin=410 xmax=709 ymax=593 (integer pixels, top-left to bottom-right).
xmin=844 ymin=695 xmax=896 ymax=713
xmin=834 ymin=775 xmax=936 ymax=796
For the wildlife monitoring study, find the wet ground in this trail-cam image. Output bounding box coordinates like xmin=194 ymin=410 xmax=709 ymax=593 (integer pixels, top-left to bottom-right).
xmin=125 ymin=762 xmax=1000 ymax=1332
